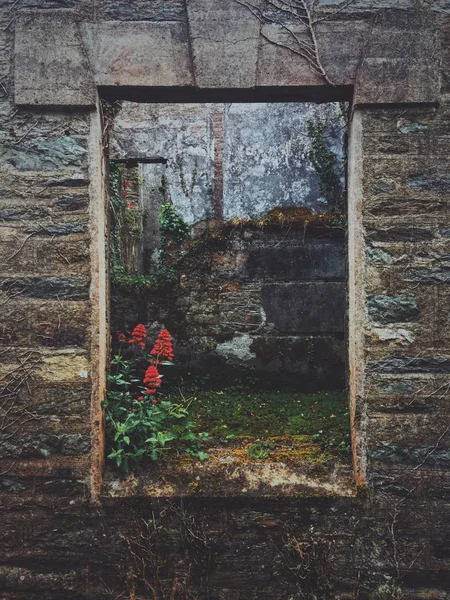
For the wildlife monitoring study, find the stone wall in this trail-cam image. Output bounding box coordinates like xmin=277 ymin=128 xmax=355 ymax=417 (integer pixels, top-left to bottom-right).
xmin=110 ymin=101 xmax=346 ymax=389
xmin=1 ymin=1 xmax=450 ymax=599
xmin=112 ymin=222 xmax=347 ymax=391
xmin=110 ymin=102 xmax=346 ymax=224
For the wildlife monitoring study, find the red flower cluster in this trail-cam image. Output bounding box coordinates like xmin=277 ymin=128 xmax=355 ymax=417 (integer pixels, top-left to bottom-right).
xmin=129 ymin=324 xmax=147 ymax=349
xmin=123 ymin=179 xmax=131 ymax=198
xmin=143 ymin=365 xmax=161 ymax=395
xmin=118 ymin=333 xmax=126 ymax=342
xmin=150 ymin=329 xmax=174 ymax=365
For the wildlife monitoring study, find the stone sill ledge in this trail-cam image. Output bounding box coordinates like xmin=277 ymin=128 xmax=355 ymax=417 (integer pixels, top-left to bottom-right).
xmin=101 ymin=453 xmax=355 ymax=499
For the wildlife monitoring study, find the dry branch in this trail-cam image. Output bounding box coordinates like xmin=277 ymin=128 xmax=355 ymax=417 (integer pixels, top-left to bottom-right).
xmin=232 ymin=0 xmax=357 ymax=85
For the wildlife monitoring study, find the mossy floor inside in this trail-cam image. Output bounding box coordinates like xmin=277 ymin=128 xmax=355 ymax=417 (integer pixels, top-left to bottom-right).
xmin=164 ymin=385 xmax=351 ymax=463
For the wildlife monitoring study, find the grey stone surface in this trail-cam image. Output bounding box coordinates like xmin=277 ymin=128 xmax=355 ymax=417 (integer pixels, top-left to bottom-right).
xmin=14 ymin=10 xmax=95 ymax=106
xmin=245 ymin=241 xmax=346 ymax=281
xmin=60 ymin=434 xmax=90 ymax=455
xmin=98 ymin=0 xmax=186 ymax=21
xmin=262 ymin=282 xmax=346 ymax=333
xmin=110 ymin=103 xmax=215 ymax=224
xmin=369 ymin=355 xmax=450 ymax=374
xmin=80 ymin=21 xmax=194 ymax=87
xmin=3 ymin=135 xmax=87 ymax=172
xmin=369 ymin=445 xmax=450 ymax=467
xmin=365 ymin=247 xmax=394 ymax=264
xmin=213 ymin=334 xmax=346 ymax=389
xmin=223 ymin=103 xmax=345 ymax=219
xmin=404 ymin=268 xmax=450 ymax=284
xmin=368 ymin=295 xmax=419 ymax=324
xmin=110 ymin=102 xmax=345 ymax=224
xmin=354 ymin=9 xmax=439 ymax=104
xmin=1 ymin=277 xmax=89 ymax=300
xmin=55 ymin=195 xmax=89 ymax=212
xmin=408 ymin=174 xmax=450 ymax=193
xmin=24 ymin=223 xmax=88 ymax=236
xmin=13 ymin=3 xmax=440 ymax=106
xmin=256 ymin=19 xmax=370 ymax=87
xmin=366 ymin=227 xmax=433 ymax=242
xmin=141 ymin=163 xmax=166 ymax=272
xmin=187 ymin=0 xmax=260 ymax=88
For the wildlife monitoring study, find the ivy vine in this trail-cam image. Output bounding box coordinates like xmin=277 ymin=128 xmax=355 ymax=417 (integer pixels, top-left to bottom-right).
xmin=307 ymin=119 xmax=345 ymax=213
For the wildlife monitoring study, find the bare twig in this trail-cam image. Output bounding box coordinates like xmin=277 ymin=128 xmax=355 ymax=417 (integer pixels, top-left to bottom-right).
xmin=232 ymin=0 xmax=357 ymax=85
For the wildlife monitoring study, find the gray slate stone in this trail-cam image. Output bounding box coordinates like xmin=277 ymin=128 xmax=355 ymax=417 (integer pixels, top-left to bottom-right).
xmin=369 ymin=445 xmax=450 ymax=467
xmin=404 ymin=268 xmax=450 ymax=285
xmin=14 ymin=9 xmax=95 ymax=106
xmin=4 ymin=136 xmax=87 ymax=172
xmin=60 ymin=434 xmax=90 ymax=455
xmin=1 ymin=277 xmax=89 ymax=300
xmin=25 ymin=223 xmax=88 ymax=236
xmin=370 ymin=355 xmax=450 ymax=374
xmin=245 ymin=241 xmax=346 ymax=281
xmin=408 ymin=174 xmax=450 ymax=194
xmin=262 ymin=282 xmax=345 ymax=333
xmin=368 ymin=295 xmax=419 ymax=324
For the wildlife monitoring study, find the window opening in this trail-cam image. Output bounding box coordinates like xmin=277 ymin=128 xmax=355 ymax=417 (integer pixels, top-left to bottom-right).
xmin=104 ymin=100 xmax=350 ymax=479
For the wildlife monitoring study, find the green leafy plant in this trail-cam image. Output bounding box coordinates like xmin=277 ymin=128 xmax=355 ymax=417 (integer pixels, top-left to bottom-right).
xmin=109 ymin=162 xmax=144 ymax=273
xmin=307 ymin=119 xmax=345 ymax=212
xmin=110 ymin=264 xmax=176 ymax=289
xmin=159 ymin=201 xmax=190 ymax=243
xmin=103 ymin=325 xmax=209 ymax=472
xmin=247 ymin=439 xmax=275 ymax=460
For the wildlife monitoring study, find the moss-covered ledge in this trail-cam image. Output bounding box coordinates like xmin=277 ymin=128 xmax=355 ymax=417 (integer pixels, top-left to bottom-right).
xmin=101 ymin=447 xmax=355 ymax=499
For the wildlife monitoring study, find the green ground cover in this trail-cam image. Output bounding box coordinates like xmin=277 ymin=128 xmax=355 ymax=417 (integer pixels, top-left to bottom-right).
xmin=165 ymin=384 xmax=351 ymax=460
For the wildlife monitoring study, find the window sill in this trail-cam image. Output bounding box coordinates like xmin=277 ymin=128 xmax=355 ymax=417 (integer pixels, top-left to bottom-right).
xmin=101 ymin=445 xmax=355 ymax=499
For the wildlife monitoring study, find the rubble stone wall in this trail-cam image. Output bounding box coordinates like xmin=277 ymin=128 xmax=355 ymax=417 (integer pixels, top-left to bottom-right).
xmin=1 ymin=1 xmax=449 ymax=599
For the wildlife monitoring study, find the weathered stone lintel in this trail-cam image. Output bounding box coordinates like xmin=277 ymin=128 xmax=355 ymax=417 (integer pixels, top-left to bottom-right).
xmin=14 ymin=5 xmax=440 ymax=106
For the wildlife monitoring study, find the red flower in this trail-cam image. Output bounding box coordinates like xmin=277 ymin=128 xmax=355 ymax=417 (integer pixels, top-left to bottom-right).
xmin=118 ymin=333 xmax=126 ymax=342
xmin=143 ymin=365 xmax=161 ymax=394
xmin=129 ymin=324 xmax=147 ymax=346
xmin=123 ymin=179 xmax=131 ymax=198
xmin=137 ymin=396 xmax=144 ymax=402
xmin=152 ymin=398 xmax=158 ymax=405
xmin=127 ymin=201 xmax=135 ymax=210
xmin=150 ymin=329 xmax=174 ymax=365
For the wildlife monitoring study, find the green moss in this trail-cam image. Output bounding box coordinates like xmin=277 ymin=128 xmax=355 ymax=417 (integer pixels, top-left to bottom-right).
xmin=163 ymin=386 xmax=350 ymax=461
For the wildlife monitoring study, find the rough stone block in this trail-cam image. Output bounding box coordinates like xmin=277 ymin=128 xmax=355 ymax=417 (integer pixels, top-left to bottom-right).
xmin=256 ymin=19 xmax=370 ymax=87
xmin=14 ymin=10 xmax=95 ymax=106
xmin=245 ymin=241 xmax=346 ymax=281
xmin=250 ymin=335 xmax=346 ymax=389
xmin=187 ymin=0 xmax=260 ymax=88
xmin=80 ymin=21 xmax=194 ymax=87
xmin=0 ymin=276 xmax=89 ymax=300
xmin=98 ymin=0 xmax=186 ymax=21
xmin=368 ymin=295 xmax=419 ymax=324
xmin=262 ymin=282 xmax=345 ymax=333
xmin=369 ymin=355 xmax=450 ymax=374
xmin=354 ymin=9 xmax=439 ymax=104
